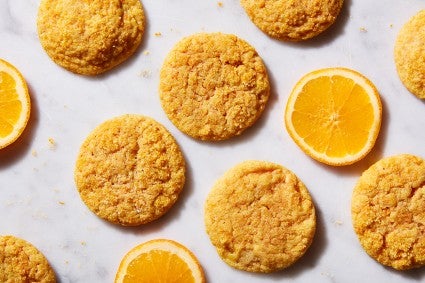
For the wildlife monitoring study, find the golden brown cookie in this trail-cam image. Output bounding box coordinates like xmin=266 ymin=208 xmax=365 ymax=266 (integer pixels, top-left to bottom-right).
xmin=394 ymin=10 xmax=425 ymax=99
xmin=159 ymin=33 xmax=270 ymax=141
xmin=240 ymin=0 xmax=344 ymax=41
xmin=351 ymin=154 xmax=425 ymax=270
xmin=204 ymin=160 xmax=316 ymax=272
xmin=74 ymin=114 xmax=185 ymax=226
xmin=0 ymin=235 xmax=56 ymax=282
xmin=37 ymin=0 xmax=145 ymax=75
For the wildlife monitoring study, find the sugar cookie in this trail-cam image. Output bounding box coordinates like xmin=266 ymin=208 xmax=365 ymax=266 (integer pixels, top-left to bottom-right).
xmin=240 ymin=0 xmax=344 ymax=41
xmin=0 ymin=235 xmax=56 ymax=282
xmin=204 ymin=160 xmax=316 ymax=272
xmin=394 ymin=10 xmax=425 ymax=99
xmin=74 ymin=114 xmax=185 ymax=226
xmin=352 ymin=154 xmax=425 ymax=270
xmin=159 ymin=33 xmax=270 ymax=141
xmin=37 ymin=0 xmax=145 ymax=75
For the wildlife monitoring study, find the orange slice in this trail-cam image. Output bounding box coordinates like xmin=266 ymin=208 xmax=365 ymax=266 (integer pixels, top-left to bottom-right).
xmin=285 ymin=67 xmax=382 ymax=166
xmin=0 ymin=59 xmax=31 ymax=149
xmin=115 ymin=239 xmax=205 ymax=283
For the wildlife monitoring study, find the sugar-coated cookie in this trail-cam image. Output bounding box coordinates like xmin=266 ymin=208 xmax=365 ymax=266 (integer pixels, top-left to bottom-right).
xmin=159 ymin=33 xmax=270 ymax=141
xmin=37 ymin=0 xmax=145 ymax=75
xmin=75 ymin=114 xmax=185 ymax=226
xmin=394 ymin=10 xmax=425 ymax=99
xmin=240 ymin=0 xmax=344 ymax=41
xmin=204 ymin=160 xmax=316 ymax=272
xmin=0 ymin=235 xmax=56 ymax=282
xmin=352 ymin=154 xmax=425 ymax=270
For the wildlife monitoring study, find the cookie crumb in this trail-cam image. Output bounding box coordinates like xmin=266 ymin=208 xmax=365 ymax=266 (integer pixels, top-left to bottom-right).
xmin=218 ymin=1 xmax=223 ymax=7
xmin=143 ymin=50 xmax=150 ymax=55
xmin=359 ymin=27 xmax=367 ymax=32
xmin=390 ymin=24 xmax=394 ymax=28
xmin=58 ymin=201 xmax=65 ymax=205
xmin=48 ymin=137 xmax=56 ymax=149
xmin=31 ymin=150 xmax=37 ymax=157
xmin=80 ymin=241 xmax=87 ymax=246
xmin=154 ymin=32 xmax=162 ymax=37
xmin=139 ymin=69 xmax=152 ymax=78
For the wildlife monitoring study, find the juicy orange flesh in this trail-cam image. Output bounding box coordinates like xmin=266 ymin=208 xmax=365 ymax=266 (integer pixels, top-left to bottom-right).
xmin=0 ymin=71 xmax=22 ymax=138
xmin=123 ymin=250 xmax=195 ymax=283
xmin=292 ymin=75 xmax=374 ymax=158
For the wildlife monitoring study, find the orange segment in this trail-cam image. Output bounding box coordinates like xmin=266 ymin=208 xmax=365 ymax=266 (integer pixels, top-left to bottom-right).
xmin=115 ymin=239 xmax=205 ymax=283
xmin=0 ymin=59 xmax=31 ymax=149
xmin=285 ymin=68 xmax=382 ymax=166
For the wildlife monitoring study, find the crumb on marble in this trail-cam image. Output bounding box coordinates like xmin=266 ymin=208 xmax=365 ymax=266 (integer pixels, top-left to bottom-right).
xmin=333 ymin=219 xmax=343 ymax=226
xmin=154 ymin=32 xmax=162 ymax=37
xmin=321 ymin=271 xmax=335 ymax=280
xmin=218 ymin=1 xmax=223 ymax=7
xmin=48 ymin=137 xmax=56 ymax=149
xmin=139 ymin=70 xmax=152 ymax=78
xmin=359 ymin=27 xmax=367 ymax=32
xmin=58 ymin=201 xmax=65 ymax=205
xmin=31 ymin=150 xmax=37 ymax=157
xmin=143 ymin=50 xmax=150 ymax=55
xmin=80 ymin=241 xmax=87 ymax=246
xmin=390 ymin=24 xmax=394 ymax=28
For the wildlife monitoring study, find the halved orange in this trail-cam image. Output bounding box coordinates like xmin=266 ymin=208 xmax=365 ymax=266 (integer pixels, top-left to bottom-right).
xmin=285 ymin=67 xmax=382 ymax=166
xmin=0 ymin=59 xmax=31 ymax=149
xmin=115 ymin=239 xmax=206 ymax=283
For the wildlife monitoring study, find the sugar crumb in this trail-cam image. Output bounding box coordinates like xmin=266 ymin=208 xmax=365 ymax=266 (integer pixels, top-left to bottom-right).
xmin=48 ymin=137 xmax=56 ymax=149
xmin=390 ymin=24 xmax=394 ymax=28
xmin=58 ymin=201 xmax=65 ymax=205
xmin=154 ymin=32 xmax=162 ymax=37
xmin=218 ymin=1 xmax=223 ymax=7
xmin=143 ymin=50 xmax=150 ymax=55
xmin=139 ymin=70 xmax=152 ymax=78
xmin=359 ymin=27 xmax=367 ymax=32
xmin=31 ymin=150 xmax=37 ymax=157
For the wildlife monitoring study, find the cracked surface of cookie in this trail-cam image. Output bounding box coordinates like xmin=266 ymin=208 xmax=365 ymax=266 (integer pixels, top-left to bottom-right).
xmin=240 ymin=0 xmax=344 ymax=41
xmin=37 ymin=0 xmax=145 ymax=75
xmin=0 ymin=235 xmax=56 ymax=283
xmin=394 ymin=10 xmax=425 ymax=99
xmin=204 ymin=160 xmax=316 ymax=272
xmin=75 ymin=114 xmax=185 ymax=226
xmin=351 ymin=154 xmax=425 ymax=270
xmin=159 ymin=33 xmax=270 ymax=141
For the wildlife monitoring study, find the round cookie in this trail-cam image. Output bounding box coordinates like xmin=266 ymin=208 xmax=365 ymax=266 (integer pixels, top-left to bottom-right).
xmin=0 ymin=235 xmax=56 ymax=282
xmin=394 ymin=10 xmax=425 ymax=99
xmin=240 ymin=0 xmax=344 ymax=41
xmin=159 ymin=33 xmax=270 ymax=141
xmin=204 ymin=160 xmax=316 ymax=272
xmin=74 ymin=114 xmax=185 ymax=226
xmin=351 ymin=154 xmax=425 ymax=270
xmin=37 ymin=0 xmax=145 ymax=75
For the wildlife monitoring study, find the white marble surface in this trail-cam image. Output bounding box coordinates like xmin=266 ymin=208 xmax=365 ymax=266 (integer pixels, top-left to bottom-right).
xmin=1 ymin=0 xmax=425 ymax=282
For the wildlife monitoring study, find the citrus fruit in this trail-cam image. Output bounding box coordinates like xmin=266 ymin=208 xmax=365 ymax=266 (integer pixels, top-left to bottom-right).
xmin=0 ymin=59 xmax=31 ymax=149
xmin=115 ymin=239 xmax=205 ymax=283
xmin=284 ymin=67 xmax=382 ymax=166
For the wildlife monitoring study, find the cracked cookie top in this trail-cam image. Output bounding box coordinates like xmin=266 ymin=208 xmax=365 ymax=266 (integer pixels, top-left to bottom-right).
xmin=74 ymin=114 xmax=185 ymax=226
xmin=352 ymin=154 xmax=425 ymax=270
xmin=159 ymin=33 xmax=270 ymax=141
xmin=240 ymin=0 xmax=344 ymax=41
xmin=204 ymin=160 xmax=316 ymax=272
xmin=37 ymin=0 xmax=145 ymax=75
